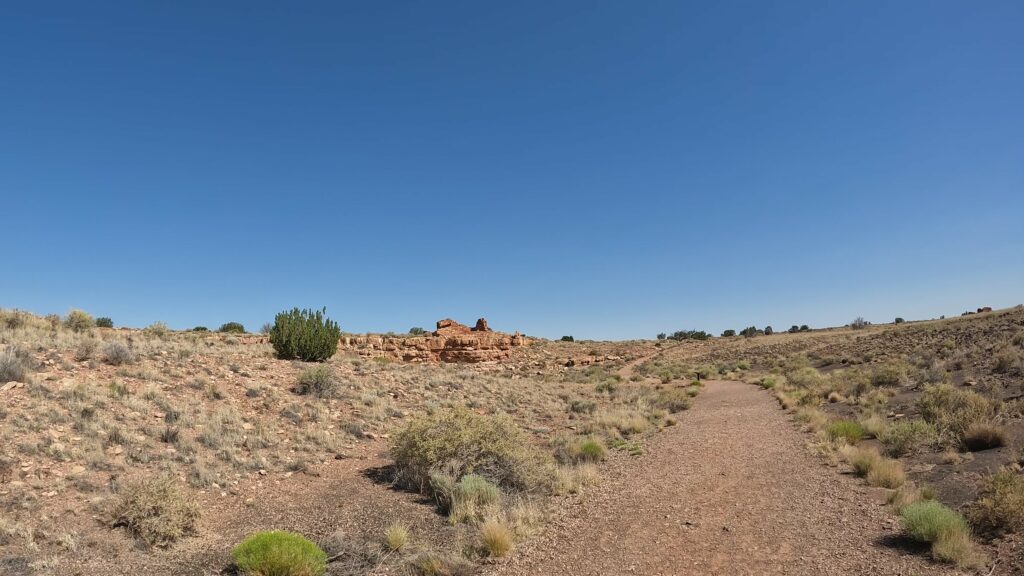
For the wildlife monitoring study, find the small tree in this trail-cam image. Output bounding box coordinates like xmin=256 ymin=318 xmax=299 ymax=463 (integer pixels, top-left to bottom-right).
xmin=740 ymin=326 xmax=759 ymax=338
xmin=764 ymin=326 xmax=774 ymax=335
xmin=409 ymin=327 xmax=426 ymax=336
xmin=560 ymin=335 xmax=575 ymax=342
xmin=895 ymin=317 xmax=905 ymax=324
xmin=218 ymin=322 xmax=246 ymax=334
xmin=95 ymin=317 xmax=114 ymax=328
xmin=800 ymin=325 xmax=810 ymax=332
xmin=656 ymin=333 xmax=666 ymax=340
xmin=788 ymin=325 xmax=800 ymax=333
xmin=721 ymin=329 xmax=736 ymax=337
xmin=269 ymin=307 xmax=341 ymax=362
xmin=850 ymin=317 xmax=869 ymax=330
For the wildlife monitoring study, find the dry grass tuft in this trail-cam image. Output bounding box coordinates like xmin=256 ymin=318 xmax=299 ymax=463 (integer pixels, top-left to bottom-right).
xmin=962 ymin=423 xmax=1007 ymax=451
xmin=478 ymin=519 xmax=514 ymax=557
xmin=384 ymin=523 xmax=409 ymax=551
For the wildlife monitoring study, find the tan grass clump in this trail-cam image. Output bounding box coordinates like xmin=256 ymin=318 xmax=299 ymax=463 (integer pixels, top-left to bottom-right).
xmin=105 ymin=476 xmax=199 ymax=547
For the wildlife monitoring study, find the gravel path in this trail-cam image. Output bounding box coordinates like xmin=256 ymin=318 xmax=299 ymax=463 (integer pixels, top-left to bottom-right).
xmin=486 ymin=380 xmax=966 ymax=576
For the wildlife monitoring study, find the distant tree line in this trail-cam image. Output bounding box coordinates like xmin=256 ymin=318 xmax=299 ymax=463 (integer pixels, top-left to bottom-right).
xmin=656 ymin=330 xmax=711 ymax=341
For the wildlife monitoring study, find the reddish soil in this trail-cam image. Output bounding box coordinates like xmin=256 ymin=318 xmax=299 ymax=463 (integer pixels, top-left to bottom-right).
xmin=485 ymin=381 xmax=966 ymax=576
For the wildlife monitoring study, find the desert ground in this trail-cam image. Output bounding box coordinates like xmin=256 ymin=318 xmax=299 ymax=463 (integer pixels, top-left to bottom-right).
xmin=2 ymin=307 xmax=1023 ymax=575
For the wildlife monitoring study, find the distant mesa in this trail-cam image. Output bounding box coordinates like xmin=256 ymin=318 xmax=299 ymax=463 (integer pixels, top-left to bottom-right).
xmin=342 ymin=317 xmax=524 ymax=363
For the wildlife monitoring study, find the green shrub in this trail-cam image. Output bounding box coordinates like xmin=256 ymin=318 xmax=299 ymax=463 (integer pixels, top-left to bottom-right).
xmin=879 ymin=419 xmax=936 ymax=457
xmin=903 ymin=501 xmax=969 ymax=542
xmin=826 ymin=420 xmax=865 ymax=444
xmin=95 ymin=317 xmax=114 ymax=328
xmin=560 ymin=335 xmax=574 ymax=342
xmin=869 ymin=362 xmax=908 ymax=387
xmin=232 ymin=530 xmax=327 ymax=576
xmin=721 ymin=329 xmax=736 ymax=337
xmin=192 ymin=326 xmax=209 ymax=332
xmin=64 ymin=309 xmax=94 ymax=332
xmin=106 ymin=477 xmax=199 ymax=547
xmin=901 ymin=501 xmax=978 ymax=565
xmin=577 ymin=439 xmax=605 ymax=462
xmin=408 ymin=327 xmax=426 ymax=336
xmin=391 ymin=406 xmax=554 ymax=494
xmin=918 ymin=384 xmax=995 ymax=444
xmin=568 ymin=399 xmax=597 ymax=415
xmin=295 ymin=365 xmax=337 ymax=398
xmin=219 ymin=322 xmax=246 ymax=334
xmin=269 ymin=308 xmax=341 ymax=362
xmin=970 ymin=468 xmax=1024 ymax=535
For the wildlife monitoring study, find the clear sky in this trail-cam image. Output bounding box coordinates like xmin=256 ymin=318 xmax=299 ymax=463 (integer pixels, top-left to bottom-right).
xmin=3 ymin=2 xmax=1022 ymax=340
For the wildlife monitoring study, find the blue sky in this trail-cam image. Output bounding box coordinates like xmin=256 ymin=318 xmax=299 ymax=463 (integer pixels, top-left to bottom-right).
xmin=2 ymin=1 xmax=1022 ymax=340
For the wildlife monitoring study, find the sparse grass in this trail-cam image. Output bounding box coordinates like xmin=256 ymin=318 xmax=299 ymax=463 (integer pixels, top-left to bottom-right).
xmin=478 ymin=519 xmax=513 ymax=557
xmin=105 ymin=476 xmax=199 ymax=547
xmin=825 ymin=420 xmax=865 ymax=444
xmin=970 ymin=468 xmax=1024 ymax=535
xmin=653 ymin=388 xmax=692 ymax=412
xmin=232 ymin=530 xmax=327 ymax=576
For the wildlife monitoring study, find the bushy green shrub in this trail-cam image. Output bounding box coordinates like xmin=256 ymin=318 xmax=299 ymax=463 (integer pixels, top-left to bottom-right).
xmin=560 ymin=335 xmax=574 ymax=342
xmin=269 ymin=308 xmax=341 ymax=362
xmin=391 ymin=406 xmax=554 ymax=494
xmin=295 ymin=365 xmax=337 ymax=398
xmin=219 ymin=322 xmax=246 ymax=334
xmin=106 ymin=477 xmax=199 ymax=547
xmin=721 ymin=329 xmax=736 ymax=337
xmin=826 ymin=420 xmax=865 ymax=444
xmin=232 ymin=530 xmax=327 ymax=576
xmin=192 ymin=326 xmax=209 ymax=332
xmin=879 ymin=419 xmax=936 ymax=457
xmin=409 ymin=327 xmax=426 ymax=336
xmin=95 ymin=317 xmax=114 ymax=328
xmin=64 ymin=309 xmax=94 ymax=332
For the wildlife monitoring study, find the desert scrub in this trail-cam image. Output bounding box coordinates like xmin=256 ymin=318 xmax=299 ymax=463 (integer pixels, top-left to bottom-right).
xmin=878 ymin=419 xmax=936 ymax=457
xmin=295 ymin=365 xmax=338 ymax=398
xmin=825 ymin=420 xmax=865 ymax=444
xmin=901 ymin=501 xmax=978 ymax=566
xmin=918 ymin=384 xmax=995 ymax=445
xmin=970 ymin=468 xmax=1024 ymax=535
xmin=232 ymin=530 xmax=327 ymax=576
xmin=0 ymin=346 xmax=29 ymax=382
xmin=391 ymin=406 xmax=555 ymax=494
xmin=95 ymin=316 xmax=113 ymax=328
xmin=64 ymin=309 xmax=94 ymax=332
xmin=102 ymin=340 xmax=135 ymax=365
xmin=654 ymin=388 xmax=692 ymax=412
xmin=105 ymin=476 xmax=199 ymax=547
xmin=269 ymin=307 xmax=341 ymax=362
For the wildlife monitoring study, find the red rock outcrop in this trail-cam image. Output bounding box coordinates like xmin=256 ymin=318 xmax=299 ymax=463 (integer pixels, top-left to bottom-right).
xmin=342 ymin=318 xmax=527 ymax=363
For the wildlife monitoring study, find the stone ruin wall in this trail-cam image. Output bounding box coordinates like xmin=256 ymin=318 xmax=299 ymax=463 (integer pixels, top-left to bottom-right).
xmin=340 ymin=318 xmax=528 ymax=363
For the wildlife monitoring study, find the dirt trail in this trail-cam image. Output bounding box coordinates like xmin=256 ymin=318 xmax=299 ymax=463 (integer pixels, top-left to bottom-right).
xmin=486 ymin=380 xmax=965 ymax=576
